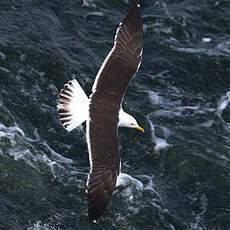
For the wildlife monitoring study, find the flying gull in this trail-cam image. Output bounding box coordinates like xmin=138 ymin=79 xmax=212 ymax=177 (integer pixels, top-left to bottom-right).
xmin=57 ymin=1 xmax=143 ymax=222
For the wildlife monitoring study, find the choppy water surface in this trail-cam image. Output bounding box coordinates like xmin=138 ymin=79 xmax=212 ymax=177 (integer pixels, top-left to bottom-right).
xmin=0 ymin=0 xmax=230 ymax=229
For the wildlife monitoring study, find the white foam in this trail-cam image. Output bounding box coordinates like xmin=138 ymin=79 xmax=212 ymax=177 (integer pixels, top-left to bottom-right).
xmin=216 ymin=91 xmax=230 ymax=118
xmin=117 ymin=173 xmax=144 ymax=192
xmin=217 ymin=41 xmax=230 ymax=55
xmin=136 ymin=175 xmax=155 ymax=191
xmin=26 ymin=221 xmax=52 ymax=230
xmin=0 ymin=122 xmax=73 ymax=175
xmin=0 ymin=123 xmax=25 ymax=138
xmin=81 ymin=0 xmax=96 ymax=8
xmin=154 ymin=138 xmax=171 ymax=153
xmin=137 ymin=174 xmax=166 ymax=207
xmin=41 ymin=142 xmax=73 ymax=165
xmin=9 ymin=149 xmax=35 ymax=168
xmin=202 ymin=37 xmax=212 ymax=43
xmin=199 ymin=120 xmax=214 ymax=127
xmin=148 ymin=91 xmax=163 ymax=105
xmin=85 ymin=11 xmax=104 ymax=17
xmin=0 ymin=51 xmax=6 ymax=60
xmin=116 ymin=173 xmax=144 ymax=214
xmin=0 ymin=66 xmax=10 ymax=73
xmin=149 ymin=122 xmax=172 ymax=154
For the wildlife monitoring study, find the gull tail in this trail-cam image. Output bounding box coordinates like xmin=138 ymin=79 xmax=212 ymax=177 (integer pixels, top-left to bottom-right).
xmin=57 ymin=79 xmax=89 ymax=132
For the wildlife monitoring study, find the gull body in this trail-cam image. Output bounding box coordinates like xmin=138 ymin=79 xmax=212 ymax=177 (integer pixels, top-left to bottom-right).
xmin=57 ymin=1 xmax=143 ymax=222
xmin=57 ymin=79 xmax=143 ymax=132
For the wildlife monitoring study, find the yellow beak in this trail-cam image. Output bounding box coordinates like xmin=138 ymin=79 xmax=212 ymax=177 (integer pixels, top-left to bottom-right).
xmin=136 ymin=126 xmax=145 ymax=133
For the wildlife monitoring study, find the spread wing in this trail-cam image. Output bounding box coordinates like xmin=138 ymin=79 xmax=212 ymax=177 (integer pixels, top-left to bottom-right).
xmin=86 ymin=2 xmax=143 ymax=222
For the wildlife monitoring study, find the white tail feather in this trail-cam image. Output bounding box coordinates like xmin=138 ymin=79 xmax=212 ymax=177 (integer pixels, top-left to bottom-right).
xmin=57 ymin=79 xmax=89 ymax=132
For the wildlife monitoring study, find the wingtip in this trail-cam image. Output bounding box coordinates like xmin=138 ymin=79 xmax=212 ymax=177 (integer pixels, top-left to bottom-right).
xmin=133 ymin=0 xmax=141 ymax=7
xmin=88 ymin=209 xmax=98 ymax=223
xmin=89 ymin=214 xmax=99 ymax=224
xmin=88 ymin=208 xmax=102 ymax=223
xmin=87 ymin=196 xmax=108 ymax=223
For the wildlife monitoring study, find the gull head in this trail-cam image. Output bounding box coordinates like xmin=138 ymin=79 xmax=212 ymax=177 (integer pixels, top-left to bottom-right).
xmin=118 ymin=109 xmax=144 ymax=133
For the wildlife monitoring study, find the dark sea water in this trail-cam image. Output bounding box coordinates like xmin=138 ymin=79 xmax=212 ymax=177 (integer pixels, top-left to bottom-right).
xmin=0 ymin=0 xmax=230 ymax=229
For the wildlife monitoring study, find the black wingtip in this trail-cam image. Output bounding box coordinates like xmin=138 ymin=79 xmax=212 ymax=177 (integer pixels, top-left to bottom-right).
xmin=122 ymin=0 xmax=143 ymax=36
xmin=89 ymin=215 xmax=98 ymax=224
xmin=133 ymin=0 xmax=141 ymax=7
xmin=89 ymin=214 xmax=100 ymax=224
xmin=88 ymin=206 xmax=106 ymax=223
xmin=88 ymin=193 xmax=109 ymax=223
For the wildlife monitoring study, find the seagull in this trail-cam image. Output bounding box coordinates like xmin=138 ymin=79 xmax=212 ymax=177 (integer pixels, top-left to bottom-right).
xmin=57 ymin=1 xmax=143 ymax=222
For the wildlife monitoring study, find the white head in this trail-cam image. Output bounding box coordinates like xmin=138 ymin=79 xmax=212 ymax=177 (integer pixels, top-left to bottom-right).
xmin=118 ymin=109 xmax=144 ymax=133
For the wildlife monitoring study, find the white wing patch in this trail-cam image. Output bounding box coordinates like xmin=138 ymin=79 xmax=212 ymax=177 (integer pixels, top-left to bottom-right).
xmin=57 ymin=79 xmax=89 ymax=132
